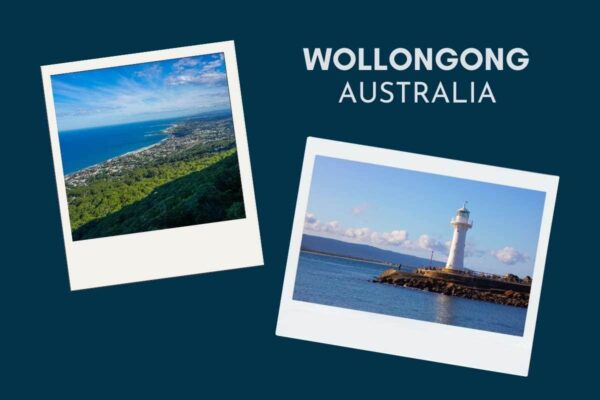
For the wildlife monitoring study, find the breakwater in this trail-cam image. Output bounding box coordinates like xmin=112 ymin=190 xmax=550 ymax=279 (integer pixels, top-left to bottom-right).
xmin=374 ymin=269 xmax=530 ymax=308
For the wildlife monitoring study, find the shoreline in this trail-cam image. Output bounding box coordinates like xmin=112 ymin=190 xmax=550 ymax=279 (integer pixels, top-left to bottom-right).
xmin=62 ymin=113 xmax=235 ymax=178
xmin=63 ymin=116 xmax=235 ymax=188
xmin=64 ymin=130 xmax=172 ymax=178
xmin=115 ymin=135 xmax=170 ymax=158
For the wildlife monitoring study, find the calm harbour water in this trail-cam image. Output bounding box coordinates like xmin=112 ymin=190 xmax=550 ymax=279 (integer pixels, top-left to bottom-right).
xmin=58 ymin=118 xmax=180 ymax=175
xmin=293 ymin=252 xmax=527 ymax=336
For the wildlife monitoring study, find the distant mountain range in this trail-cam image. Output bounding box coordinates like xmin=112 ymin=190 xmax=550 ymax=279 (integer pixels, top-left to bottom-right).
xmin=301 ymin=234 xmax=446 ymax=268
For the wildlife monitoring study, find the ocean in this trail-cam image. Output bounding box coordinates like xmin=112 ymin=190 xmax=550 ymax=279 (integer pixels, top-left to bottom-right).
xmin=58 ymin=118 xmax=180 ymax=175
xmin=293 ymin=252 xmax=527 ymax=336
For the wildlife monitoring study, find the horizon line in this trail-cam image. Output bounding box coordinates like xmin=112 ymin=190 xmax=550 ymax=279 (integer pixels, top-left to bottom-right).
xmin=58 ymin=108 xmax=232 ymax=133
xmin=302 ymin=232 xmax=530 ymax=277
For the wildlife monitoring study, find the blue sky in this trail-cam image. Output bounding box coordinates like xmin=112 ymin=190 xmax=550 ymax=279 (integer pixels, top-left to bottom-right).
xmin=304 ymin=156 xmax=546 ymax=277
xmin=51 ymin=53 xmax=231 ymax=131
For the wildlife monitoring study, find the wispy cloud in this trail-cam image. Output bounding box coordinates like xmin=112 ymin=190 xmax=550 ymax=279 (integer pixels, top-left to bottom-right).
xmin=351 ymin=203 xmax=368 ymax=216
xmin=51 ymin=53 xmax=230 ymax=131
xmin=134 ymin=64 xmax=163 ymax=81
xmin=166 ymin=55 xmax=226 ymax=86
xmin=492 ymin=247 xmax=529 ymax=265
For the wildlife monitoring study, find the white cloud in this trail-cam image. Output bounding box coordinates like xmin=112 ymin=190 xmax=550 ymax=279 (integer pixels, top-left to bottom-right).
xmin=166 ymin=71 xmax=226 ymax=85
xmin=382 ymin=230 xmax=408 ymax=245
xmin=173 ymin=57 xmax=200 ymax=71
xmin=303 ymin=213 xmax=492 ymax=268
xmin=167 ymin=55 xmax=226 ymax=86
xmin=134 ymin=64 xmax=162 ymax=80
xmin=417 ymin=234 xmax=448 ymax=253
xmin=301 ymin=213 xmax=490 ymax=261
xmin=305 ymin=213 xmax=409 ymax=247
xmin=369 ymin=230 xmax=408 ymax=246
xmin=370 ymin=232 xmax=384 ymax=245
xmin=492 ymin=246 xmax=529 ymax=265
xmin=323 ymin=220 xmax=340 ymax=233
xmin=351 ymin=203 xmax=368 ymax=216
xmin=304 ymin=212 xmax=321 ymax=231
xmin=51 ymin=54 xmax=232 ymax=131
xmin=304 ymin=212 xmax=341 ymax=235
xmin=343 ymin=227 xmax=371 ymax=240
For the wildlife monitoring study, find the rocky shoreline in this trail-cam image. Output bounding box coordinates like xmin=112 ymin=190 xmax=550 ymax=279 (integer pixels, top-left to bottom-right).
xmin=373 ymin=269 xmax=529 ymax=308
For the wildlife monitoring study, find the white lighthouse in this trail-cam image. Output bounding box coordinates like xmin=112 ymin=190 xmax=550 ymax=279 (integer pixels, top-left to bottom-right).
xmin=445 ymin=202 xmax=473 ymax=271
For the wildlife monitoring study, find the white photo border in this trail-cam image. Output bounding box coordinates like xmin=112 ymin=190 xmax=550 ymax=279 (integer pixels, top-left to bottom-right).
xmin=276 ymin=137 xmax=558 ymax=376
xmin=42 ymin=41 xmax=263 ymax=290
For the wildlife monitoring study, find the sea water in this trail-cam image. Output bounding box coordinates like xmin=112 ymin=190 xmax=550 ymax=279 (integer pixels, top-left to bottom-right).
xmin=58 ymin=118 xmax=181 ymax=175
xmin=293 ymin=252 xmax=527 ymax=336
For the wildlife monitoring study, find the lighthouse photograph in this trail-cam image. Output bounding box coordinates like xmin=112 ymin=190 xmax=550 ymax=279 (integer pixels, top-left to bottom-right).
xmin=291 ymin=155 xmax=546 ymax=336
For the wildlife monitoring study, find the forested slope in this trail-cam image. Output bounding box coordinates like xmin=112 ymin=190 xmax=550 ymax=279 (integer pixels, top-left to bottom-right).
xmin=72 ymin=153 xmax=245 ymax=240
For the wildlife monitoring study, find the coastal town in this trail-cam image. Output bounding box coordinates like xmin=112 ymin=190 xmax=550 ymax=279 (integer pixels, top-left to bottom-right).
xmin=65 ymin=116 xmax=236 ymax=188
xmin=63 ymin=114 xmax=244 ymax=239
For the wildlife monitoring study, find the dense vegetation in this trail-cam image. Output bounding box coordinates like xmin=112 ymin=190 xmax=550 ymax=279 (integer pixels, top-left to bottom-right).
xmin=72 ymin=153 xmax=245 ymax=240
xmin=66 ymin=135 xmax=245 ymax=240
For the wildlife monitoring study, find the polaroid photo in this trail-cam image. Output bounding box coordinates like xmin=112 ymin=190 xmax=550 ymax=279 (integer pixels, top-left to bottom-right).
xmin=42 ymin=41 xmax=263 ymax=290
xmin=276 ymin=137 xmax=558 ymax=376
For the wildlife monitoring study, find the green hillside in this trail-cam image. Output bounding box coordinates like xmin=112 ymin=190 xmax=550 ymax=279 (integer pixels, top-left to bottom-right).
xmin=67 ymin=140 xmax=237 ymax=230
xmin=71 ymin=153 xmax=245 ymax=240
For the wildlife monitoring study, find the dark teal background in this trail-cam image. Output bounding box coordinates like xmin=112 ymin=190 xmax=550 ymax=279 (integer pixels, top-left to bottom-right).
xmin=2 ymin=2 xmax=596 ymax=397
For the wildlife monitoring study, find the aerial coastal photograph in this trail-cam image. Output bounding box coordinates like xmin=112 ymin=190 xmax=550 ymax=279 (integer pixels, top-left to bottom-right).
xmin=294 ymin=156 xmax=546 ymax=336
xmin=51 ymin=53 xmax=245 ymax=241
